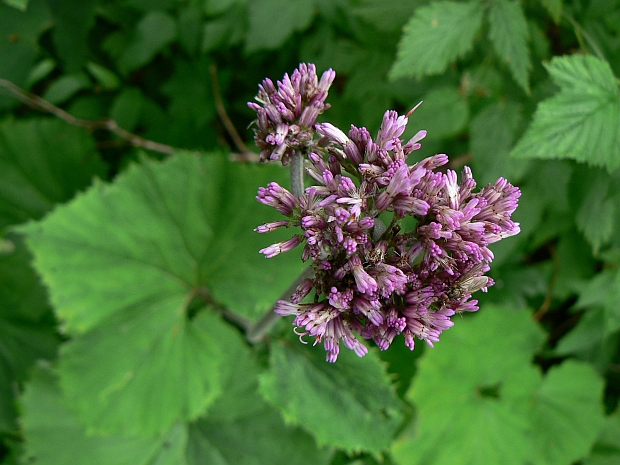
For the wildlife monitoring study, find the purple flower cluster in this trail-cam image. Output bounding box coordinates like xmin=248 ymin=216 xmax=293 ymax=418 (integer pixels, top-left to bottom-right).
xmin=251 ymin=64 xmax=521 ymax=362
xmin=248 ymin=63 xmax=335 ymax=165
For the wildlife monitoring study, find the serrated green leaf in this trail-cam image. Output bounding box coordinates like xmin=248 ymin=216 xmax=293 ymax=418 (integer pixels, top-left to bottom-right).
xmin=21 ymin=365 xmax=188 ymax=465
xmin=531 ymin=361 xmax=605 ymax=465
xmin=57 ymin=309 xmax=224 ymax=437
xmin=390 ymin=1 xmax=484 ymax=80
xmin=259 ymin=341 xmax=404 ymax=455
xmin=46 ymin=0 xmax=98 ymax=71
xmin=0 ymin=233 xmax=57 ymax=431
xmin=246 ymin=0 xmax=314 ymax=52
xmin=0 ymin=119 xmax=106 ymax=230
xmin=186 ymin=317 xmax=331 ymax=465
xmin=17 ymin=153 xmax=304 ymax=435
xmin=117 ymin=11 xmax=177 ymax=73
xmin=188 ymin=406 xmax=332 ymax=465
xmin=488 ymin=0 xmax=531 ymax=93
xmin=511 ymin=55 xmax=620 ymax=172
xmin=392 ymin=307 xmax=546 ymax=465
xmin=470 ymin=101 xmax=531 ymax=185
xmin=413 ymin=86 xmax=469 ymax=139
xmin=583 ymin=413 xmax=620 ymax=465
xmin=606 ymin=269 xmax=620 ymax=334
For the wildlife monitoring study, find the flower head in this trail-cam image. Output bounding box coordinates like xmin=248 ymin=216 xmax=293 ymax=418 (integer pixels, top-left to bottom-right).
xmin=253 ymin=68 xmax=520 ymax=362
xmin=248 ymin=63 xmax=335 ymax=164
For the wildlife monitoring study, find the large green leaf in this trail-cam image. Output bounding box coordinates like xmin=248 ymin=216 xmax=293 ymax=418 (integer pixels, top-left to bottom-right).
xmin=259 ymin=340 xmax=404 ymax=455
xmin=0 ymin=118 xmax=106 ymax=231
xmin=187 ymin=310 xmax=332 ymax=465
xmin=530 ymin=361 xmax=605 ymax=465
xmin=511 ymin=55 xmax=620 ymax=172
xmin=0 ymin=233 xmax=57 ymax=432
xmin=390 ymin=1 xmax=484 ymax=79
xmin=21 ymin=366 xmax=188 ymax=465
xmin=18 ymin=152 xmax=303 ymax=436
xmin=391 ymin=307 xmax=604 ymax=465
xmin=487 ymin=0 xmax=531 ymax=93
xmin=392 ymin=307 xmax=545 ymax=465
xmin=583 ymin=413 xmax=620 ymax=465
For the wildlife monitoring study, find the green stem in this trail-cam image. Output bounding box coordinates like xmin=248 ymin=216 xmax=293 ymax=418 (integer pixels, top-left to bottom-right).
xmin=246 ymin=266 xmax=314 ymax=344
xmin=562 ymin=12 xmax=606 ymax=62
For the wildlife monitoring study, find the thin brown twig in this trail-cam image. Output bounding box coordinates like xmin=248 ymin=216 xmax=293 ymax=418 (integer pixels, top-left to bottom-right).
xmin=0 ymin=78 xmax=176 ymax=155
xmin=209 ymin=64 xmax=259 ymax=162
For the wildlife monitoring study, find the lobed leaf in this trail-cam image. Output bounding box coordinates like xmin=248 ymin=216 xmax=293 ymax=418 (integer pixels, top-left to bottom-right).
xmin=511 ymin=55 xmax=620 ymax=172
xmin=390 ymin=0 xmax=484 ymax=79
xmin=392 ymin=307 xmax=546 ymax=465
xmin=0 ymin=118 xmax=105 ymax=231
xmin=0 ymin=234 xmax=57 ymax=431
xmin=487 ymin=0 xmax=531 ymax=93
xmin=21 ymin=366 xmax=188 ymax=465
xmin=18 ymin=152 xmax=304 ymax=436
xmin=259 ymin=340 xmax=404 ymax=456
xmin=530 ymin=361 xmax=605 ymax=465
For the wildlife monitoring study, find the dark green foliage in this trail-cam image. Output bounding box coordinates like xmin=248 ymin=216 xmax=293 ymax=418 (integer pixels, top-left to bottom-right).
xmin=1 ymin=0 xmax=620 ymax=464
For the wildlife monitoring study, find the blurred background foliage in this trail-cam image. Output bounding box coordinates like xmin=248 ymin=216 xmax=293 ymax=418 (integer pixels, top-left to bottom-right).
xmin=1 ymin=0 xmax=620 ymax=464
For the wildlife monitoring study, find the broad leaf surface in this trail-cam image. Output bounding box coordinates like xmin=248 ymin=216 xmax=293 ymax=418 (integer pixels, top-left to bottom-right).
xmin=488 ymin=0 xmax=531 ymax=93
xmin=21 ymin=366 xmax=188 ymax=465
xmin=18 ymin=153 xmax=303 ymax=436
xmin=259 ymin=340 xmax=404 ymax=455
xmin=187 ymin=315 xmax=332 ymax=465
xmin=392 ymin=307 xmax=546 ymax=465
xmin=531 ymin=361 xmax=605 ymax=465
xmin=583 ymin=413 xmax=620 ymax=465
xmin=511 ymin=55 xmax=620 ymax=172
xmin=0 ymin=118 xmax=105 ymax=230
xmin=0 ymin=234 xmax=57 ymax=431
xmin=390 ymin=1 xmax=484 ymax=79
xmin=393 ymin=308 xmax=604 ymax=465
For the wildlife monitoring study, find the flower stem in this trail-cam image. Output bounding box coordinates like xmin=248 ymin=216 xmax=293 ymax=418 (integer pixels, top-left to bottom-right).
xmin=290 ymin=151 xmax=304 ymax=197
xmin=246 ymin=266 xmax=315 ymax=344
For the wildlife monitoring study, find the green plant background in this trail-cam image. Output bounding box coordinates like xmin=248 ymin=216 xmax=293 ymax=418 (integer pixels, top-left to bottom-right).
xmin=1 ymin=0 xmax=620 ymax=464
